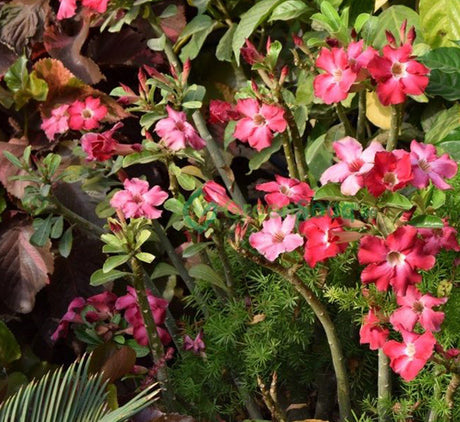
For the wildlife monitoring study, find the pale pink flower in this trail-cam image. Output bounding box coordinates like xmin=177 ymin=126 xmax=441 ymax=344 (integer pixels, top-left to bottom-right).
xmin=256 ymin=175 xmax=314 ymax=209
xmin=233 ymin=98 xmax=287 ymax=151
xmin=57 ymin=0 xmax=77 ymax=19
xmin=154 ymin=106 xmax=205 ymax=151
xmin=314 ymin=47 xmax=357 ymax=104
xmin=110 ymin=178 xmax=168 ymax=219
xmin=41 ymin=104 xmax=70 ymax=140
xmin=347 ymin=40 xmax=377 ymax=78
xmin=249 ymin=214 xmax=304 ymax=262
xmin=359 ymin=309 xmax=389 ymax=350
xmin=320 ymin=137 xmax=385 ymax=195
xmin=69 ymin=97 xmax=107 ymax=131
xmin=408 ymin=140 xmax=458 ymax=190
xmin=390 ymin=285 xmax=447 ymax=333
xmin=383 ymin=330 xmax=436 ymax=381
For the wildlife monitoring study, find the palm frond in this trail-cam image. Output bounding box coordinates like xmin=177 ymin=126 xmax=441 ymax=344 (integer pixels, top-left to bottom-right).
xmin=0 ymin=354 xmax=160 ymax=422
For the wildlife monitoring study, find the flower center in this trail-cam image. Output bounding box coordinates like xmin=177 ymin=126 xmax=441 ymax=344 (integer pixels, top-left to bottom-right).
xmin=82 ymin=109 xmax=93 ymax=119
xmin=418 ymin=159 xmax=431 ymax=172
xmin=273 ymin=231 xmax=285 ymax=243
xmin=387 ymin=251 xmax=405 ymax=266
xmin=405 ymin=342 xmax=416 ymax=360
xmin=253 ymin=114 xmax=266 ymax=126
xmin=412 ymin=300 xmax=425 ymax=314
xmin=175 ymin=121 xmax=185 ymax=131
xmin=132 ymin=194 xmax=143 ymax=204
xmin=383 ymin=172 xmax=398 ymax=187
xmin=391 ymin=61 xmax=407 ymax=79
xmin=348 ymin=158 xmax=364 ymax=173
xmin=332 ymin=68 xmax=343 ymax=82
xmin=279 ymin=185 xmax=291 ymax=195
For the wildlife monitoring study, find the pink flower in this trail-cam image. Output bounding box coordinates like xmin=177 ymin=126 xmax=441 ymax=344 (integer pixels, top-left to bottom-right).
xmin=359 ymin=309 xmax=389 ymax=350
xmin=202 ymin=181 xmax=243 ymax=215
xmin=57 ymin=0 xmax=77 ymax=19
xmin=256 ymin=175 xmax=314 ymax=209
xmin=383 ymin=330 xmax=436 ymax=381
xmin=368 ymin=44 xmax=429 ymax=106
xmin=313 ymin=47 xmax=357 ymax=104
xmin=320 ymin=137 xmax=385 ymax=195
xmin=115 ymin=286 xmax=170 ymax=346
xmin=41 ymin=104 xmax=70 ymax=140
xmin=85 ymin=291 xmax=117 ymax=322
xmin=358 ymin=226 xmax=436 ymax=294
xmin=418 ymin=220 xmax=460 ymax=255
xmin=110 ymin=178 xmax=168 ymax=219
xmin=240 ymin=39 xmax=265 ymax=65
xmin=184 ymin=331 xmax=206 ymax=354
xmin=51 ymin=297 xmax=86 ymax=341
xmin=249 ymin=214 xmax=304 ymax=262
xmin=69 ymin=97 xmax=107 ymax=131
xmin=364 ymin=151 xmax=413 ymax=197
xmin=154 ymin=106 xmax=205 ymax=151
xmin=390 ymin=285 xmax=447 ymax=333
xmin=81 ymin=0 xmax=109 ymax=13
xmin=81 ymin=123 xmax=142 ymax=161
xmin=208 ymin=100 xmax=239 ymax=124
xmin=233 ymin=99 xmax=287 ymax=151
xmin=299 ymin=215 xmax=348 ymax=267
xmin=347 ymin=40 xmax=377 ymax=79
xmin=408 ymin=140 xmax=458 ymax=190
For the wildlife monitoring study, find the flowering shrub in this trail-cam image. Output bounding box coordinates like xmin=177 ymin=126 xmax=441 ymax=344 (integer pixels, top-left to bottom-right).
xmin=1 ymin=0 xmax=460 ymax=421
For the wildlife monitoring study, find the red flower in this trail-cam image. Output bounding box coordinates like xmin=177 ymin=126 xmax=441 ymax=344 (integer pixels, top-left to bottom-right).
xmin=390 ymin=285 xmax=447 ymax=333
xmin=256 ymin=175 xmax=314 ymax=209
xmin=314 ymin=47 xmax=357 ymax=104
xmin=365 ymin=151 xmax=413 ymax=197
xmin=208 ymin=100 xmax=239 ymax=124
xmin=240 ymin=39 xmax=265 ymax=65
xmin=383 ymin=330 xmax=436 ymax=381
xmin=202 ymin=181 xmax=243 ymax=215
xmin=359 ymin=309 xmax=389 ymax=350
xmin=233 ymin=98 xmax=287 ymax=151
xmin=51 ymin=297 xmax=86 ymax=341
xmin=85 ymin=291 xmax=118 ymax=322
xmin=418 ymin=219 xmax=460 ymax=255
xmin=300 ymin=215 xmax=348 ymax=267
xmin=358 ymin=226 xmax=436 ymax=294
xmin=368 ymin=43 xmax=429 ymax=106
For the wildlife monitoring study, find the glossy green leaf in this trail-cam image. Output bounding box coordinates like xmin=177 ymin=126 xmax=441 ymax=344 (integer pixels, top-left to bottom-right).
xmin=248 ymin=137 xmax=282 ymax=173
xmin=314 ymin=183 xmax=353 ymax=202
xmin=216 ymin=25 xmax=236 ymax=62
xmin=30 ymin=215 xmax=53 ymax=247
xmin=179 ymin=23 xmax=217 ymax=62
xmin=102 ymin=255 xmax=130 ymax=273
xmin=50 ymin=216 xmax=64 ymax=239
xmin=147 ymin=34 xmax=166 ymax=51
xmin=151 ymin=262 xmax=179 ymax=279
xmin=425 ymin=104 xmax=460 ymax=144
xmin=90 ymin=269 xmax=131 ymax=286
xmin=182 ymin=242 xmax=212 ymax=258
xmin=409 ymin=215 xmax=444 ymax=228
xmin=135 ymin=252 xmax=155 ymax=263
xmin=59 ymin=227 xmax=73 ymax=258
xmin=269 ymin=0 xmax=310 ymax=22
xmin=377 ymin=191 xmax=412 ymax=210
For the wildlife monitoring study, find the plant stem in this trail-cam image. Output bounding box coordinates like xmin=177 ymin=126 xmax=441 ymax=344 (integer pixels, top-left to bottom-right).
xmin=235 ymin=247 xmax=351 ymax=421
xmin=281 ymin=133 xmax=299 ymax=179
xmin=357 ymin=91 xmax=367 ymax=145
xmin=378 ymin=349 xmax=391 ymax=422
xmin=131 ymin=257 xmax=172 ymax=398
xmin=445 ymin=373 xmax=460 ymax=420
xmin=387 ymin=105 xmax=402 ymax=151
xmin=285 ymin=108 xmax=308 ymax=180
xmin=213 ymin=232 xmax=234 ymax=290
xmin=336 ymin=102 xmax=355 ymax=138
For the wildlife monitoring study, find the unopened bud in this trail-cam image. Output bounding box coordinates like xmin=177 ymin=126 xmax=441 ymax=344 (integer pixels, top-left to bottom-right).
xmin=182 ymin=58 xmax=191 ymax=85
xmin=279 ymin=65 xmax=289 ymax=86
xmin=292 ymin=33 xmax=304 ymax=47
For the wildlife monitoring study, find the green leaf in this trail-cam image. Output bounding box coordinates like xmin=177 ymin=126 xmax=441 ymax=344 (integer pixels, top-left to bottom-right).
xmin=43 ymin=153 xmax=62 ymax=177
xmin=179 ymin=14 xmax=214 ymax=39
xmin=151 ymin=262 xmax=179 ymax=279
xmin=102 ymin=255 xmax=130 ymax=273
xmin=0 ymin=321 xmax=21 ymax=366
xmin=424 ymin=104 xmax=460 ymax=144
xmin=182 ymin=100 xmax=202 ymax=109
xmin=247 ymin=137 xmax=282 ymax=173
xmin=135 ymin=229 xmax=152 ymax=249
xmin=135 ymin=252 xmax=155 ymax=263
xmin=30 ymin=215 xmax=53 ymax=247
xmin=216 ymin=25 xmax=236 ymax=62
xmin=179 ymin=23 xmax=217 ymax=62
xmin=139 ymin=112 xmax=163 ymax=130
xmin=269 ymin=0 xmax=310 ymax=22
xmin=27 ymin=71 xmax=48 ymax=102
xmin=59 ymin=227 xmax=73 ymax=258
xmin=409 ymin=215 xmax=445 ymax=228
xmin=122 ymin=150 xmax=162 ymax=167
xmin=50 ymin=216 xmax=64 ymax=239
xmin=125 ymin=339 xmax=150 ymax=358
xmin=147 ymin=34 xmax=166 ymax=51
xmin=305 ymin=134 xmax=333 ymax=182
xmin=224 ymin=120 xmax=237 ymax=149
xmin=439 ymin=140 xmax=460 ymax=161
xmin=182 ymin=242 xmax=212 ymax=258
xmin=265 ymin=40 xmax=282 ymax=70
xmin=164 ymin=198 xmax=185 ymax=214
xmin=295 ymin=70 xmax=314 ymax=106
xmin=232 ymin=0 xmax=284 ymax=65
xmin=189 ymin=263 xmax=228 ymax=292
xmin=314 ymin=183 xmax=352 ymax=202
xmin=159 ymin=4 xmax=178 ymax=18
xmin=90 ymin=269 xmax=131 ymax=286
xmin=3 ymin=150 xmax=23 ymax=168
xmin=4 ymin=56 xmax=28 ymax=92
xmin=419 ymin=0 xmax=460 ymax=48
xmin=377 ymin=191 xmax=412 ymax=210
xmin=420 ymin=48 xmax=460 ymax=101
xmin=176 ymin=172 xmax=196 ymax=190
xmin=372 ymin=6 xmax=423 ymax=49
xmin=354 ymin=13 xmax=370 ymax=33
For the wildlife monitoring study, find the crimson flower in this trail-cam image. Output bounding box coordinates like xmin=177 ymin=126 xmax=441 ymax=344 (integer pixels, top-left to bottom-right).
xmin=358 ymin=226 xmax=436 ymax=294
xmin=110 ymin=178 xmax=168 ymax=219
xmin=233 ymin=98 xmax=287 ymax=151
xmin=365 ymin=150 xmax=413 ymax=197
xmin=320 ymin=137 xmax=384 ymax=195
xmin=408 ymin=140 xmax=458 ymax=190
xmin=51 ymin=297 xmax=86 ymax=341
xmin=249 ymin=214 xmax=304 ymax=262
xmin=347 ymin=40 xmax=377 ymax=78
xmin=390 ymin=285 xmax=447 ymax=333
xmin=208 ymin=100 xmax=239 ymax=124
xmin=418 ymin=219 xmax=460 ymax=255
xmin=256 ymin=175 xmax=314 ymax=209
xmin=359 ymin=309 xmax=389 ymax=350
xmin=299 ymin=215 xmax=348 ymax=268
xmin=383 ymin=330 xmax=436 ymax=381
xmin=368 ymin=43 xmax=429 ymax=106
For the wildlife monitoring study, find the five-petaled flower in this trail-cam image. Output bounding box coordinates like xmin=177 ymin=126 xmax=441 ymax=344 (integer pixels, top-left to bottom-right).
xmin=359 ymin=309 xmax=389 ymax=350
xmin=41 ymin=104 xmax=71 ymax=141
xmin=69 ymin=97 xmax=107 ymax=131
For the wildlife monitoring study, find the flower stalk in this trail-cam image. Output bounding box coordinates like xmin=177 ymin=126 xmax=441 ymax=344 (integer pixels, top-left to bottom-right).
xmin=336 ymin=102 xmax=355 ymax=138
xmin=357 ymin=90 xmax=367 ymax=145
xmin=387 ymin=104 xmax=403 ymax=151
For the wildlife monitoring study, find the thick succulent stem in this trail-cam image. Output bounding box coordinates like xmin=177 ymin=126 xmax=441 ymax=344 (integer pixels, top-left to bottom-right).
xmin=357 ymin=91 xmax=367 ymax=145
xmin=387 ymin=104 xmax=403 ymax=151
xmin=378 ymin=349 xmax=391 ymax=422
xmin=336 ymin=102 xmax=355 ymax=138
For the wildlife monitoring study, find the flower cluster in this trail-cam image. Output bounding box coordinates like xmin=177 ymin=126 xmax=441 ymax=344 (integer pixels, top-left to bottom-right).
xmin=41 ymin=97 xmax=107 ymax=140
xmin=57 ymin=0 xmax=109 ymax=20
xmin=321 ymin=138 xmax=457 ymax=196
xmin=314 ymin=24 xmax=429 ymax=106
